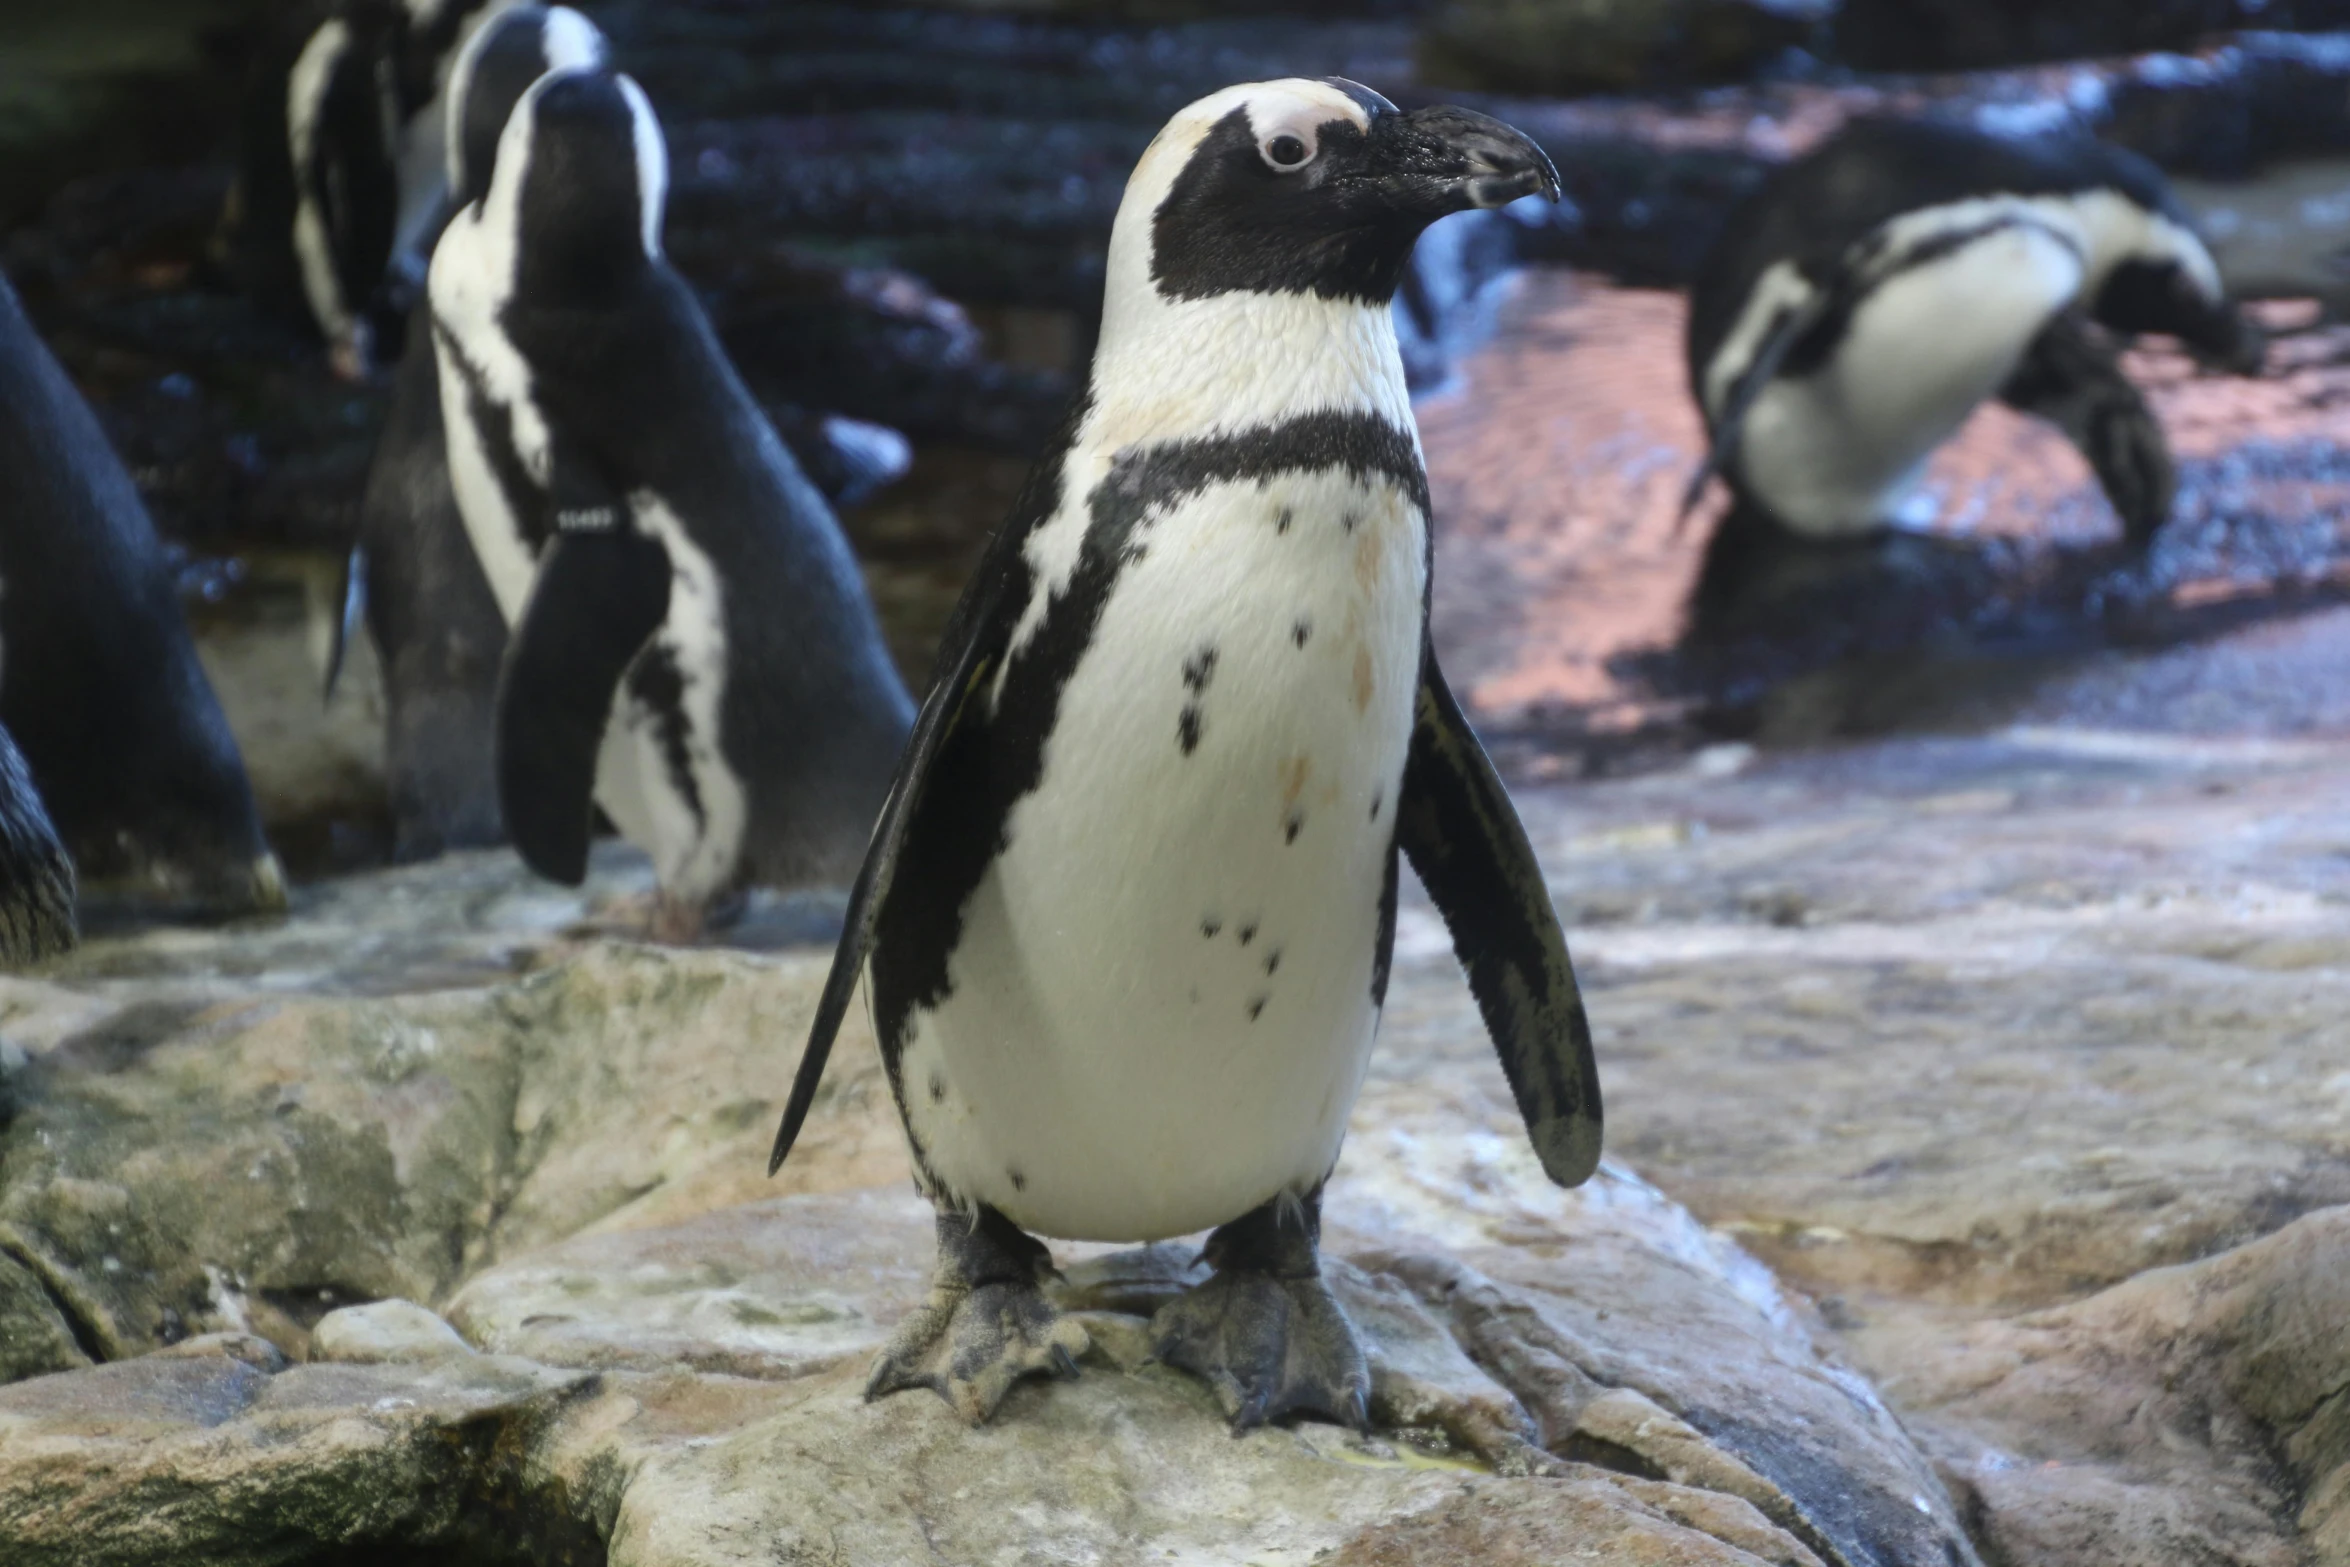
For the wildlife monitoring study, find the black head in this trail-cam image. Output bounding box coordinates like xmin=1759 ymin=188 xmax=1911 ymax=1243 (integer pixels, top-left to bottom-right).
xmin=2063 ymin=139 xmax=2264 ymax=375
xmin=2095 ymin=256 xmax=2265 ymax=374
xmin=491 ymin=67 xmax=668 ymax=300
xmin=446 ymin=3 xmax=608 ymax=207
xmin=1142 ymin=77 xmax=1558 ymax=306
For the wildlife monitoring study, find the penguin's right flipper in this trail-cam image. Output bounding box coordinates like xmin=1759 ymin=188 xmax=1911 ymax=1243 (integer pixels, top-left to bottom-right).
xmin=494 ymin=520 xmax=671 ymax=886
xmin=1678 ymin=283 xmax=1834 ymax=523
xmin=770 ymin=392 xmax=1090 ymax=1176
xmin=1397 ymin=647 xmax=1602 ymax=1188
xmin=766 ymin=555 xmax=1012 ymax=1176
xmin=1999 ymin=314 xmax=2174 ymax=547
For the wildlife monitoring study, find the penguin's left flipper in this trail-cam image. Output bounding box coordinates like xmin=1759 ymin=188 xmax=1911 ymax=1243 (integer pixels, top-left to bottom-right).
xmin=1397 ymin=647 xmax=1603 ymax=1187
xmin=1999 ymin=315 xmax=2175 ymax=547
xmin=321 ymin=543 xmax=367 ymax=704
xmin=494 ymin=506 xmax=671 ymax=887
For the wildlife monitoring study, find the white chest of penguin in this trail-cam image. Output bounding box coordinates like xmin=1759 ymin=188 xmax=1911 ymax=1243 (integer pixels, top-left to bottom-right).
xmin=899 ymin=458 xmax=1429 ymax=1244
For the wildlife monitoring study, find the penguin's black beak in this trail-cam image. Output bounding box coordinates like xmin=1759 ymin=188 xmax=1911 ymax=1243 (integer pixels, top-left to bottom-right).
xmin=1370 ymin=105 xmax=1561 ymax=217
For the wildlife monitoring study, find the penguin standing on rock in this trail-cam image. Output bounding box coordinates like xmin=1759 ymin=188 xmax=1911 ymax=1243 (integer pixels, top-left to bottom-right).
xmin=428 ymin=65 xmax=914 ymax=937
xmin=1682 ymin=118 xmax=2265 ymax=626
xmin=770 ymin=78 xmax=1601 ymax=1430
xmin=333 ymin=2 xmax=607 ymax=861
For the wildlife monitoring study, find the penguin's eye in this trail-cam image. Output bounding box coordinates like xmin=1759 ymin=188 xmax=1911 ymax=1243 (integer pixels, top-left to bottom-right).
xmin=1261 ymin=132 xmax=1314 ymax=173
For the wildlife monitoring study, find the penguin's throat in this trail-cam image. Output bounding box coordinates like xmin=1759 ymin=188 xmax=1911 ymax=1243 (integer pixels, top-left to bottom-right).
xmin=1086 ymin=288 xmax=1412 ymax=456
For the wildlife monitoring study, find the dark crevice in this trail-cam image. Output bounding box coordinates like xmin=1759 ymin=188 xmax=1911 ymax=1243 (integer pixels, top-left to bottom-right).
xmin=1553 ymin=1431 xmax=1668 ymax=1481
xmin=258 ymin=1283 xmax=379 ymax=1332
xmin=0 ymin=1238 xmax=109 ymax=1365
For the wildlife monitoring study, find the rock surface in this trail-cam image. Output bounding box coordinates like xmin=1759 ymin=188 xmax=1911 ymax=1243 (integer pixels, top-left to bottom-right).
xmin=3 ymin=689 xmax=2350 ymax=1560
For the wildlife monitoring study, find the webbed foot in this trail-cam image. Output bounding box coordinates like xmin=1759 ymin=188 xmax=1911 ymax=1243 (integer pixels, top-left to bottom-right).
xmin=1149 ymin=1187 xmax=1370 ymax=1433
xmin=868 ymin=1204 xmax=1088 ymax=1425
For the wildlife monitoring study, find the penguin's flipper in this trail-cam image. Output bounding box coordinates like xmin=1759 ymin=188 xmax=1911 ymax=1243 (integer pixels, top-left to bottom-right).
xmin=494 ymin=517 xmax=671 ymax=886
xmin=767 ymin=561 xmax=1010 ymax=1176
xmin=321 ymin=543 xmax=367 ymax=703
xmin=1999 ymin=315 xmax=2175 ymax=547
xmin=1397 ymin=646 xmax=1602 ymax=1188
xmin=1678 ymin=284 xmax=1833 ymax=523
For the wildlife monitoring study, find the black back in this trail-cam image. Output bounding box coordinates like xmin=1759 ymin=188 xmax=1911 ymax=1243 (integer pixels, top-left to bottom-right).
xmin=451 ymin=4 xmax=587 ymax=207
xmin=494 ymin=71 xmax=912 ymax=885
xmin=1687 ymin=118 xmax=2184 ymax=389
xmin=356 ymin=305 xmax=512 ymax=860
xmin=0 ymin=272 xmax=277 ymax=911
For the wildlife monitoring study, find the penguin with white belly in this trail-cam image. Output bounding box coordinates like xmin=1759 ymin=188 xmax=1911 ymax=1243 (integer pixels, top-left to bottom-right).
xmin=1683 ymin=117 xmax=2264 ymax=628
xmin=770 ymin=79 xmax=1601 ymax=1430
xmin=428 ymin=65 xmax=915 ymax=936
xmin=333 ymin=2 xmax=606 ymax=861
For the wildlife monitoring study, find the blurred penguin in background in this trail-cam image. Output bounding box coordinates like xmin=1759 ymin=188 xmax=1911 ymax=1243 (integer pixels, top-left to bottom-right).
xmin=284 ymin=0 xmax=521 ymax=376
xmin=1683 ymin=117 xmax=2265 ymax=630
xmin=0 ymin=272 xmax=285 ymax=918
xmin=334 ymin=3 xmax=606 ymax=863
xmin=331 ymin=4 xmax=918 ymax=865
xmin=428 ymin=62 xmax=914 ymax=937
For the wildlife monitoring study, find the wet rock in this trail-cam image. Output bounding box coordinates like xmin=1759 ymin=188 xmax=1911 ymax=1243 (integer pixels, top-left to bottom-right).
xmin=0 ymin=1148 xmax=1979 ymax=1565
xmin=1866 ymin=1207 xmax=2350 ymax=1566
xmin=457 ymin=1185 xmax=1964 ymax=1566
xmin=1422 ymin=0 xmax=1834 ymax=97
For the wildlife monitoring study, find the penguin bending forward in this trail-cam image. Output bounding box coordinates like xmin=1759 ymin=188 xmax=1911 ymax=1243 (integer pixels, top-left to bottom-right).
xmin=770 ymin=79 xmax=1602 ymax=1429
xmin=1683 ymin=118 xmax=2264 ymax=623
xmin=0 ymin=272 xmax=284 ymax=917
xmin=0 ymin=722 xmax=75 ymax=967
xmin=428 ymin=65 xmax=914 ymax=935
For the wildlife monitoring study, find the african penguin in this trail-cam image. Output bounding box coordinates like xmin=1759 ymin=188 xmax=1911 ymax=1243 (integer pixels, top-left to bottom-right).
xmin=0 ymin=271 xmax=284 ymax=917
xmin=770 ymin=78 xmax=1601 ymax=1431
xmin=0 ymin=720 xmax=76 ymax=967
xmin=1683 ymin=117 xmax=2263 ymax=624
xmin=331 ymin=2 xmax=607 ymax=862
xmin=427 ymin=64 xmax=914 ymax=936
xmin=288 ymin=0 xmax=521 ymax=376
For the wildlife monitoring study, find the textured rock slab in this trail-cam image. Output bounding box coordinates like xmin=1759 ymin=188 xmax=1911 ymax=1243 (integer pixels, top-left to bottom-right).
xmin=309 ymin=1298 xmax=474 ymax=1365
xmin=1850 ymin=1206 xmax=2350 ymax=1566
xmin=604 ymin=1362 xmax=1803 ymax=1567
xmin=0 ymin=1175 xmax=1973 ymax=1567
xmin=447 ymin=1187 xmax=934 ymax=1380
xmin=450 ymin=1185 xmax=1973 ymax=1567
xmin=0 ymin=1339 xmax=597 ymax=1567
xmin=0 ymin=924 xmax=887 ymax=1375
